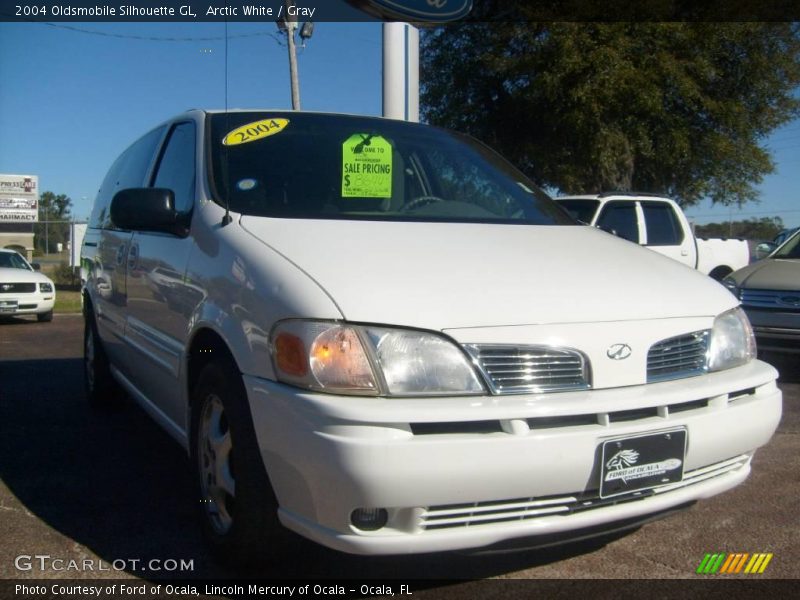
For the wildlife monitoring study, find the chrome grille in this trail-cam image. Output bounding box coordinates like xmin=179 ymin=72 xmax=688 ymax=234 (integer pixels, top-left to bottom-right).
xmin=741 ymin=289 xmax=800 ymax=311
xmin=419 ymin=455 xmax=750 ymax=531
xmin=466 ymin=345 xmax=589 ymax=395
xmin=647 ymin=330 xmax=709 ymax=382
xmin=0 ymin=282 xmax=35 ymax=294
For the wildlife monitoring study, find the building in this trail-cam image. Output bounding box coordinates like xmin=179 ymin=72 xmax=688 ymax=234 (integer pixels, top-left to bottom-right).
xmin=0 ymin=174 xmax=38 ymax=260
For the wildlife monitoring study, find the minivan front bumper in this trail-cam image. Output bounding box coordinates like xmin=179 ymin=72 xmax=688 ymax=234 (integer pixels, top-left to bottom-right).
xmin=243 ymin=359 xmax=781 ymax=555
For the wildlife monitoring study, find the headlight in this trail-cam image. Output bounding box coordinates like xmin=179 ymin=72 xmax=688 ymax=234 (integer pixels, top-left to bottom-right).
xmin=708 ymin=307 xmax=756 ymax=372
xmin=364 ymin=327 xmax=485 ymax=395
xmin=270 ymin=320 xmax=485 ymax=396
xmin=39 ymin=282 xmax=53 ymax=293
xmin=721 ymin=276 xmax=739 ymax=298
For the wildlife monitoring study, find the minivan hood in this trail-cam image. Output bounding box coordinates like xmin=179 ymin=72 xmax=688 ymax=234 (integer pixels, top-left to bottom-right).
xmin=240 ymin=218 xmax=737 ymax=331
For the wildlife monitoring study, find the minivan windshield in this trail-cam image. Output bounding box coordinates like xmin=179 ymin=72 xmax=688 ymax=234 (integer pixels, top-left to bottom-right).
xmin=208 ymin=112 xmax=573 ymax=225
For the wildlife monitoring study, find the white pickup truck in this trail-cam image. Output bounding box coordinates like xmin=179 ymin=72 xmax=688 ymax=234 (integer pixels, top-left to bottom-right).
xmin=556 ymin=193 xmax=750 ymax=280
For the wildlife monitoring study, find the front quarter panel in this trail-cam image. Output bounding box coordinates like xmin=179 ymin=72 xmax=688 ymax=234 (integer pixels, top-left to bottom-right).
xmin=185 ymin=201 xmax=344 ymax=381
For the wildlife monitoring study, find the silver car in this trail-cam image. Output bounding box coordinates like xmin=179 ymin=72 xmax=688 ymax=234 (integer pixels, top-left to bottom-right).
xmin=724 ymin=229 xmax=800 ymax=354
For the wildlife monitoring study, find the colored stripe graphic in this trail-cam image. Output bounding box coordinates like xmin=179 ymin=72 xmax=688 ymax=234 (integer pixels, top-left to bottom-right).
xmin=697 ymin=552 xmax=773 ymax=575
xmin=720 ymin=554 xmax=736 ymax=573
xmin=711 ymin=553 xmax=726 ymax=574
xmin=720 ymin=553 xmax=748 ymax=573
xmin=697 ymin=553 xmax=713 ymax=574
xmin=733 ymin=553 xmax=750 ymax=573
xmin=697 ymin=553 xmax=727 ymax=574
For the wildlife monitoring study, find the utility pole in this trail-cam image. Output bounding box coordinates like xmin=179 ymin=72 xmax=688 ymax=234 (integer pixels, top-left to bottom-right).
xmin=283 ymin=0 xmax=301 ymax=110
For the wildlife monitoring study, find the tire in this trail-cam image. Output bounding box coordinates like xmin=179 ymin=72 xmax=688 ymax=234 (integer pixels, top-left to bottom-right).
xmin=191 ymin=359 xmax=294 ymax=566
xmin=708 ymin=266 xmax=732 ymax=281
xmin=37 ymin=310 xmax=53 ymax=322
xmin=84 ymin=307 xmax=121 ymax=407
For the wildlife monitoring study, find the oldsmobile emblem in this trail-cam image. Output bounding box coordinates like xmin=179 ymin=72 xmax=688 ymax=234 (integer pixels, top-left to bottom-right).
xmin=1 ymin=284 xmax=12 ymax=292
xmin=607 ymin=343 xmax=632 ymax=360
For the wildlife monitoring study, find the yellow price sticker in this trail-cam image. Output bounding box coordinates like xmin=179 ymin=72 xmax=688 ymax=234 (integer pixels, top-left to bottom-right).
xmin=222 ymin=118 xmax=289 ymax=146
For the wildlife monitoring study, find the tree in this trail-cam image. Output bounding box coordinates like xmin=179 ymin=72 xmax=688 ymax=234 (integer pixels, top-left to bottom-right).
xmin=34 ymin=191 xmax=72 ymax=254
xmin=421 ymin=20 xmax=800 ymax=208
xmin=694 ymin=216 xmax=784 ymax=240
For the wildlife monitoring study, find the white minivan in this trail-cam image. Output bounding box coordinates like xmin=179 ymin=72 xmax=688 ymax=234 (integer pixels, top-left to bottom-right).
xmin=81 ymin=110 xmax=781 ymax=561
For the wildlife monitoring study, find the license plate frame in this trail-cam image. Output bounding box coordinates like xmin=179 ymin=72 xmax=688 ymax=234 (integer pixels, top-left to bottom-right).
xmin=600 ymin=428 xmax=687 ymax=498
xmin=0 ymin=300 xmax=18 ymax=314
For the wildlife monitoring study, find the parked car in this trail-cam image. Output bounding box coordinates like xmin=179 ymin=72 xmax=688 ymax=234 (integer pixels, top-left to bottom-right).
xmin=753 ymin=227 xmax=800 ymax=260
xmin=724 ymin=228 xmax=800 ymax=354
xmin=555 ymin=193 xmax=750 ymax=280
xmin=81 ymin=110 xmax=781 ymax=561
xmin=0 ymin=248 xmax=55 ymax=322
xmin=773 ymin=227 xmax=800 ymax=247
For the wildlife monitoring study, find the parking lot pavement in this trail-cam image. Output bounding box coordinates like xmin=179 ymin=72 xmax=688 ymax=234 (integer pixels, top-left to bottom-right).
xmin=0 ymin=314 xmax=798 ymax=590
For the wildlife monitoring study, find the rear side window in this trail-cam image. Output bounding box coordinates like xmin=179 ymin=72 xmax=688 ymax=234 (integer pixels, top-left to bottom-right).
xmin=642 ymin=201 xmax=683 ymax=246
xmin=89 ymin=126 xmax=165 ymax=229
xmin=596 ymin=202 xmax=639 ymax=243
xmin=152 ymin=122 xmax=196 ymax=214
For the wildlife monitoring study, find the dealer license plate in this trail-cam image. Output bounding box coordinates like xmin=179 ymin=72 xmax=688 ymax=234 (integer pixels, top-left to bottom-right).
xmin=600 ymin=429 xmax=686 ymax=498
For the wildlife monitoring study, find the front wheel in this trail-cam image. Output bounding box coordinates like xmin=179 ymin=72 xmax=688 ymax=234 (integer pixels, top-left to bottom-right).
xmin=191 ymin=359 xmax=295 ymax=565
xmin=37 ymin=310 xmax=53 ymax=322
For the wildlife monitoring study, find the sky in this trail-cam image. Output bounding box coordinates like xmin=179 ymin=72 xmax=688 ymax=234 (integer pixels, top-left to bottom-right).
xmin=1 ymin=18 xmax=799 ymax=229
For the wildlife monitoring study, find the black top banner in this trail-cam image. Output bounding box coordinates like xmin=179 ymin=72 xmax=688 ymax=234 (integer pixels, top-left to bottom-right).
xmin=2 ymin=0 xmax=800 ymax=23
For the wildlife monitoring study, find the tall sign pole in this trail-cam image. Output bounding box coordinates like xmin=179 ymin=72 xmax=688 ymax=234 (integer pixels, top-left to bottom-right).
xmin=383 ymin=22 xmax=419 ymax=122
xmin=346 ymin=1 xmax=472 ymax=122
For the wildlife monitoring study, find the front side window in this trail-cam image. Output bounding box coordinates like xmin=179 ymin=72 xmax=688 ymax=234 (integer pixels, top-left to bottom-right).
xmin=642 ymin=201 xmax=683 ymax=246
xmin=152 ymin=122 xmax=196 ymax=214
xmin=596 ymin=202 xmax=640 ymax=242
xmin=207 ymin=112 xmax=573 ymax=226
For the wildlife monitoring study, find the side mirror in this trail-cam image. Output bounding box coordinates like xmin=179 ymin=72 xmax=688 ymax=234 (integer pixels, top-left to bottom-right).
xmin=110 ymin=188 xmax=188 ymax=237
xmin=31 ymin=262 xmax=41 ymax=271
xmin=755 ymin=242 xmax=776 ymax=260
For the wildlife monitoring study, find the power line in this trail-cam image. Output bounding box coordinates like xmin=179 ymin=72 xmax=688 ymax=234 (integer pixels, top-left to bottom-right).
xmin=38 ymin=21 xmax=284 ymax=44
